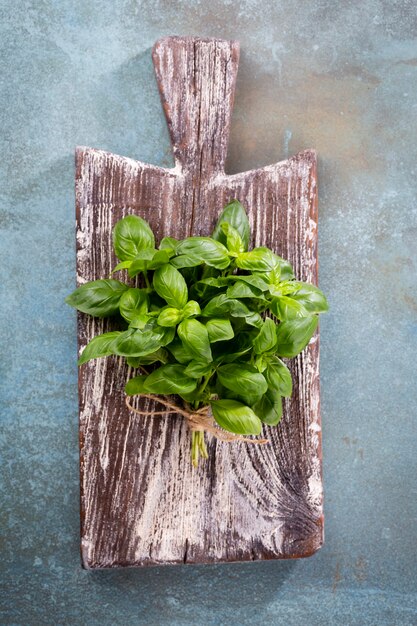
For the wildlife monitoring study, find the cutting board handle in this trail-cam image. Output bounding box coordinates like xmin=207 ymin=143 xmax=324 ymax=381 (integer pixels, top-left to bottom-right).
xmin=152 ymin=36 xmax=240 ymax=176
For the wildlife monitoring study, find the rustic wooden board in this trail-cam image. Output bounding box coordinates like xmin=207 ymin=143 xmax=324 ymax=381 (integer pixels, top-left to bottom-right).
xmin=76 ymin=36 xmax=323 ymax=568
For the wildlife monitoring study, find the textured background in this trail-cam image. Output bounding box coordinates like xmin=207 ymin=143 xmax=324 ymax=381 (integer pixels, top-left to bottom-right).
xmin=1 ymin=1 xmax=416 ymax=624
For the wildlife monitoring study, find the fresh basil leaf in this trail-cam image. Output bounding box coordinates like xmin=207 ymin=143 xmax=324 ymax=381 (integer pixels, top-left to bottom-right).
xmin=268 ymin=279 xmax=299 ymax=298
xmin=112 ymin=328 xmax=161 ymax=356
xmin=148 ymin=249 xmax=174 ymax=269
xmin=220 ymin=222 xmax=245 ymax=255
xmin=184 ymin=360 xmax=212 ymax=379
xmin=205 ymin=318 xmax=234 ymax=343
xmin=111 ymin=260 xmax=132 ymax=274
xmin=244 ymin=312 xmax=264 ymax=328
xmin=167 ymin=338 xmax=194 ymax=364
xmin=275 ymin=316 xmax=319 ymax=358
xmin=65 ymin=279 xmax=129 ymax=317
xmin=113 ymin=215 xmax=155 ymax=261
xmin=236 ymin=248 xmax=282 ymax=272
xmin=212 ymin=331 xmax=256 ymax=363
xmin=159 ymin=236 xmax=179 ymax=251
xmin=128 ymin=314 xmax=151 ymax=329
xmin=175 ymin=237 xmax=231 ymax=269
xmin=126 ymin=356 xmax=142 ymax=368
xmin=128 ymin=249 xmax=172 ymax=277
xmin=112 ymin=324 xmax=174 ymax=357
xmin=266 ymin=259 xmax=295 ymax=282
xmin=253 ymin=318 xmax=277 ymax=354
xmin=78 ymin=331 xmax=121 ymax=365
xmin=177 ymin=318 xmax=212 ymax=362
xmin=197 ymin=277 xmax=230 ymax=288
xmin=254 ymin=355 xmax=268 ymax=373
xmin=269 ymin=296 xmax=309 ymax=320
xmin=217 ymin=363 xmax=268 ymax=405
xmin=157 ymin=307 xmax=183 ymax=327
xmin=252 ymin=389 xmax=283 ymax=426
xmin=228 ymin=274 xmax=270 ymax=291
xmin=226 ymin=282 xmax=263 ymax=299
xmin=210 ymin=399 xmax=261 ymax=435
xmin=143 ymin=364 xmax=197 ymax=395
xmin=212 ymin=200 xmax=251 ymax=251
xmin=264 ymin=356 xmax=292 ymax=397
xmin=170 ymin=254 xmax=203 ymax=269
xmin=125 ymin=375 xmax=148 ymax=395
xmin=182 ymin=300 xmax=201 ymax=318
xmin=291 ymin=282 xmax=329 ymax=314
xmin=138 ymin=348 xmax=169 ymax=365
xmin=126 ymin=348 xmax=168 ymax=368
xmin=201 ymin=294 xmax=250 ymax=318
xmin=191 ymin=277 xmax=229 ymax=301
xmin=119 ymin=288 xmax=149 ymax=322
xmin=153 ymin=264 xmax=188 ymax=308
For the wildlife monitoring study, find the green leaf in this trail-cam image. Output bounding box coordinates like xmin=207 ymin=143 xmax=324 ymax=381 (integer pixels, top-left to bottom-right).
xmin=147 ymin=249 xmax=174 ymax=269
xmin=217 ymin=363 xmax=268 ymax=405
xmin=113 ymin=215 xmax=155 ymax=261
xmin=264 ymin=356 xmax=292 ymax=397
xmin=128 ymin=314 xmax=151 ymax=329
xmin=236 ymin=248 xmax=283 ymax=272
xmin=126 ymin=348 xmax=168 ymax=368
xmin=205 ymin=318 xmax=234 ymax=343
xmin=112 ymin=324 xmax=175 ymax=357
xmin=220 ymin=222 xmax=245 ymax=255
xmin=182 ymin=300 xmax=201 ymax=318
xmin=128 ymin=249 xmax=173 ymax=277
xmin=111 ymin=260 xmax=132 ymax=274
xmin=170 ymin=254 xmax=203 ymax=269
xmin=201 ymin=294 xmax=250 ymax=318
xmin=212 ymin=200 xmax=251 ymax=251
xmin=212 ymin=331 xmax=256 ymax=363
xmin=77 ymin=332 xmax=121 ymax=365
xmin=65 ymin=279 xmax=129 ymax=317
xmin=191 ymin=277 xmax=229 ymax=301
xmin=159 ymin=236 xmax=179 ymax=251
xmin=153 ymin=264 xmax=188 ymax=308
xmin=266 ymin=259 xmax=295 ymax=282
xmin=230 ymin=274 xmax=270 ymax=291
xmin=226 ymin=282 xmax=263 ymax=299
xmin=126 ymin=248 xmax=155 ymax=276
xmin=184 ymin=360 xmax=212 ymax=379
xmin=177 ymin=318 xmax=212 ymax=362
xmin=275 ymin=316 xmax=319 ymax=358
xmin=269 ymin=296 xmax=309 ymax=321
xmin=210 ymin=399 xmax=262 ymax=435
xmin=143 ymin=364 xmax=197 ymax=395
xmin=119 ymin=288 xmax=149 ymax=322
xmin=157 ymin=307 xmax=183 ymax=327
xmin=291 ymin=282 xmax=329 ymax=314
xmin=175 ymin=237 xmax=231 ymax=269
xmin=244 ymin=312 xmax=264 ymax=328
xmin=167 ymin=338 xmax=194 ymax=364
xmin=252 ymin=390 xmax=283 ymax=426
xmin=268 ymin=279 xmax=300 ymax=298
xmin=125 ymin=375 xmax=148 ymax=395
xmin=139 ymin=348 xmax=169 ymax=365
xmin=253 ymin=318 xmax=277 ymax=354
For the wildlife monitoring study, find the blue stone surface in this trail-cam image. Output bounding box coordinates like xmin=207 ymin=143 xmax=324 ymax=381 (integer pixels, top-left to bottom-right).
xmin=1 ymin=2 xmax=416 ymax=624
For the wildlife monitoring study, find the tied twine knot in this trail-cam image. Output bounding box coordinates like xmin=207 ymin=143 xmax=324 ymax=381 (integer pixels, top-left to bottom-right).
xmin=125 ymin=394 xmax=269 ymax=445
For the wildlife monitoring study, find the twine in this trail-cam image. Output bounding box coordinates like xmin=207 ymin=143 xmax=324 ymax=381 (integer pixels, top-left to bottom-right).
xmin=125 ymin=395 xmax=269 ymax=445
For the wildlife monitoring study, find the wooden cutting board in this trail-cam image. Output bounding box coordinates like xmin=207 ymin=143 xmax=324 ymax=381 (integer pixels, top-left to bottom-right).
xmin=75 ymin=36 xmax=323 ymax=568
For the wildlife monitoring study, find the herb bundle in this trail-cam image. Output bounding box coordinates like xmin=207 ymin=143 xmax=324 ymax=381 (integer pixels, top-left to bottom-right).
xmin=66 ymin=201 xmax=328 ymax=465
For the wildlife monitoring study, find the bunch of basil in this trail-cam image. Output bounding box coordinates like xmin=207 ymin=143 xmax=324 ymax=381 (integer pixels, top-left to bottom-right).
xmin=66 ymin=201 xmax=328 ymax=464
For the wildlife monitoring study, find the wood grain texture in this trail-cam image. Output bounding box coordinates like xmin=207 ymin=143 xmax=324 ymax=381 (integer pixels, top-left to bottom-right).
xmin=76 ymin=36 xmax=323 ymax=568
